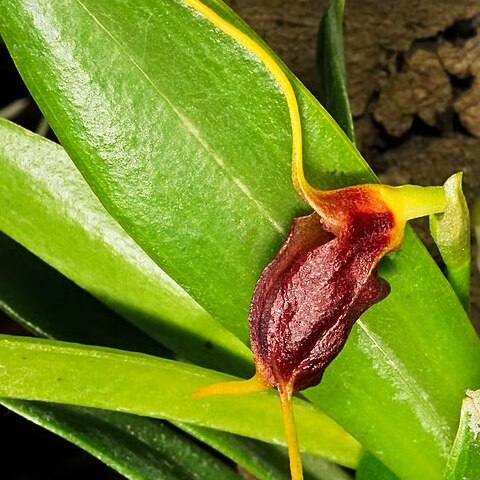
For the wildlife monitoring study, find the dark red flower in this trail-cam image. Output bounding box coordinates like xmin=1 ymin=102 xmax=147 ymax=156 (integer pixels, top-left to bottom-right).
xmin=194 ymin=180 xmax=448 ymax=480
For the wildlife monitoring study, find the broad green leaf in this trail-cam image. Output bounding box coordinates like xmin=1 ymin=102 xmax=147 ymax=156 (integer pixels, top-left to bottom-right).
xmin=444 ymin=390 xmax=480 ymax=480
xmin=1 ymin=233 xmax=342 ymax=480
xmin=0 ymin=334 xmax=361 ymax=468
xmin=1 ymin=400 xmax=240 ymax=480
xmin=317 ymin=0 xmax=355 ymax=143
xmin=356 ymin=452 xmax=398 ymax=480
xmin=0 ymin=118 xmax=358 ymax=475
xmin=2 ymin=1 xmax=479 ymax=478
xmin=0 ymin=117 xmax=251 ymax=377
xmin=430 ymin=173 xmax=471 ymax=312
xmin=0 ymin=0 xmax=367 ymax=346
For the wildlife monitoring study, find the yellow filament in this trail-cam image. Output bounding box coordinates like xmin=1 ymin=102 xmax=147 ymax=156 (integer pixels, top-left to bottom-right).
xmin=180 ymin=0 xmax=313 ymax=203
xmin=279 ymin=384 xmax=303 ymax=480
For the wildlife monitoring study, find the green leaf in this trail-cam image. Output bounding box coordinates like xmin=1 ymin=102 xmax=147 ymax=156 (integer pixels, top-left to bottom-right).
xmin=0 ymin=0 xmax=368 ymax=346
xmin=1 ymin=400 xmax=240 ymax=480
xmin=0 ymin=117 xmax=251 ymax=377
xmin=356 ymin=452 xmax=399 ymax=480
xmin=0 ymin=232 xmax=166 ymax=356
xmin=430 ymin=173 xmax=471 ymax=312
xmin=0 ymin=234 xmax=241 ymax=479
xmin=317 ymin=0 xmax=355 ymax=143
xmin=0 ymin=233 xmax=245 ymax=480
xmin=1 ymin=1 xmax=479 ymax=478
xmin=0 ymin=334 xmax=361 ymax=468
xmin=444 ymin=390 xmax=480 ymax=480
xmin=0 ymin=118 xmax=358 ymax=476
xmin=1 ymin=232 xmax=346 ymax=480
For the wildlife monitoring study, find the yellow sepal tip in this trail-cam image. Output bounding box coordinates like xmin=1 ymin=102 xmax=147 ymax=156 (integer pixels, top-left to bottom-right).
xmin=192 ymin=371 xmax=268 ymax=398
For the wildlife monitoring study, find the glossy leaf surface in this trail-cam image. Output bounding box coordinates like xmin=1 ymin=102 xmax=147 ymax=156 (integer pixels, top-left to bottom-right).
xmin=0 ymin=236 xmax=238 ymax=479
xmin=0 ymin=0 xmax=367 ymax=345
xmin=1 ymin=1 xmax=479 ymax=478
xmin=0 ymin=334 xmax=361 ymax=468
xmin=0 ymin=234 xmax=243 ymax=480
xmin=0 ymin=117 xmax=251 ymax=377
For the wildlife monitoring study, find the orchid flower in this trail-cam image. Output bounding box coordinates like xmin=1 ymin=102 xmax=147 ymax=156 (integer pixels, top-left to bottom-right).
xmin=186 ymin=1 xmax=452 ymax=478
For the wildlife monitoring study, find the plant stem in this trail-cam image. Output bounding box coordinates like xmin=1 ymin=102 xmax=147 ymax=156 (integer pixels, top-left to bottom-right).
xmin=279 ymin=384 xmax=303 ymax=480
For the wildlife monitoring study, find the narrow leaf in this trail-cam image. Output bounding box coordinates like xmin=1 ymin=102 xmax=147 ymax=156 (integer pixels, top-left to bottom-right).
xmin=0 ymin=232 xmax=166 ymax=356
xmin=176 ymin=423 xmax=293 ymax=480
xmin=444 ymin=390 xmax=480 ymax=480
xmin=0 ymin=334 xmax=361 ymax=468
xmin=0 ymin=233 xmax=242 ymax=479
xmin=317 ymin=0 xmax=355 ymax=143
xmin=430 ymin=173 xmax=471 ymax=312
xmin=177 ymin=424 xmax=352 ymax=480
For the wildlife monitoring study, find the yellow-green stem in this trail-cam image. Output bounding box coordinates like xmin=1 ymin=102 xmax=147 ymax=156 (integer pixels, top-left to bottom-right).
xmin=279 ymin=385 xmax=303 ymax=480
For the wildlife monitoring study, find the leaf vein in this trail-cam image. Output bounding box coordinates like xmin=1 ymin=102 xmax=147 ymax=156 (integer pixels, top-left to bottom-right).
xmin=75 ymin=0 xmax=285 ymax=235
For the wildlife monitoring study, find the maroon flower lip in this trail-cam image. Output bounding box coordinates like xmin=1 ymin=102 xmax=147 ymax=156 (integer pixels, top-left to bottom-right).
xmin=250 ymin=208 xmax=392 ymax=394
xmin=246 ymin=179 xmax=447 ymax=395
